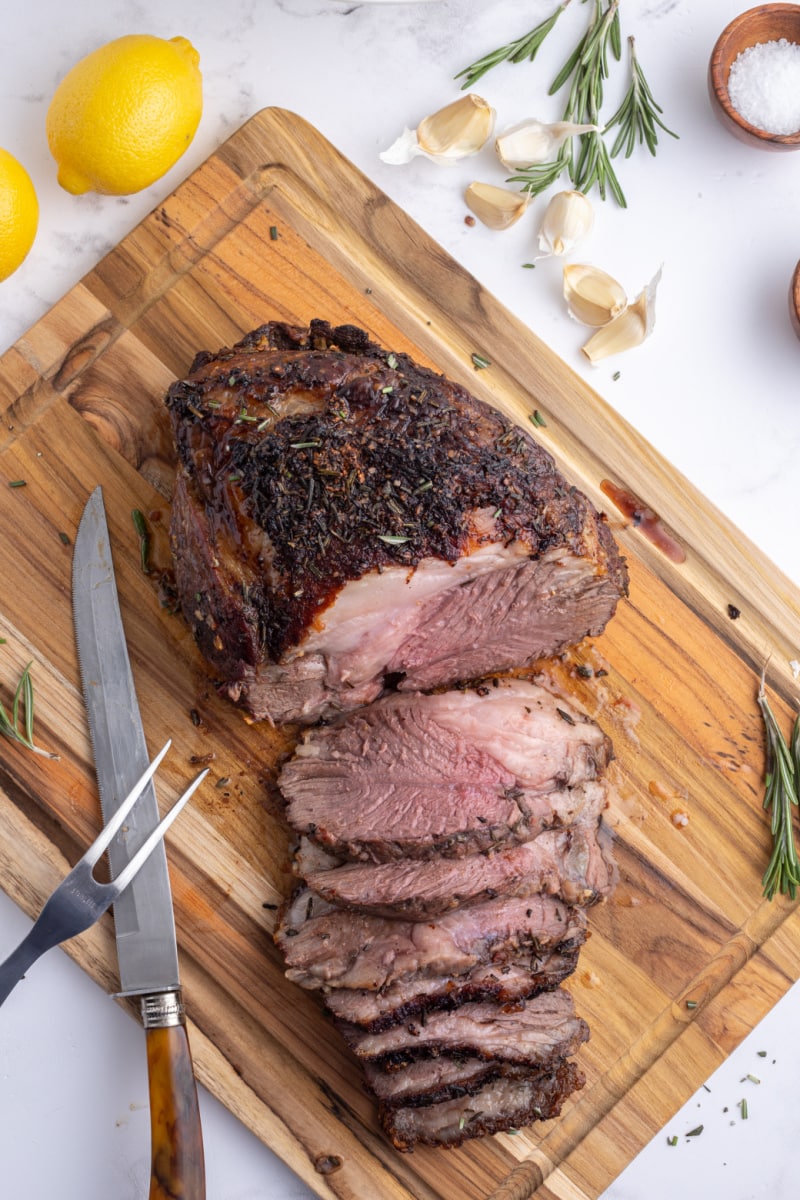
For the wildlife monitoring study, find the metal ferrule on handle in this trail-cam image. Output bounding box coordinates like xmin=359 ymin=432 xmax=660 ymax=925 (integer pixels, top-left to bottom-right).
xmin=142 ymin=989 xmax=186 ymax=1029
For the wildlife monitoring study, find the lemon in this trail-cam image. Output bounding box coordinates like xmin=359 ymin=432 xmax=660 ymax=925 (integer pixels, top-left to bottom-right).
xmin=0 ymin=149 xmax=39 ymax=283
xmin=46 ymin=34 xmax=203 ymax=196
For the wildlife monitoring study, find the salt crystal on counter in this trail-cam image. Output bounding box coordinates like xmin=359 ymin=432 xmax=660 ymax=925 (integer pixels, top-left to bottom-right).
xmin=728 ymin=38 xmax=800 ymax=134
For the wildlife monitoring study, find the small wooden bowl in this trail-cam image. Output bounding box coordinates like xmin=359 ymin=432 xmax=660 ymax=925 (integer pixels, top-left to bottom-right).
xmin=790 ymin=260 xmax=800 ymax=339
xmin=709 ymin=4 xmax=800 ymax=149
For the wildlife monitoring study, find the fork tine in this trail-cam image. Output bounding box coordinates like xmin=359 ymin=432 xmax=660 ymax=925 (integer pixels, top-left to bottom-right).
xmin=110 ymin=768 xmax=209 ymax=896
xmin=0 ymin=753 xmax=208 ymax=1009
xmin=81 ymin=739 xmax=172 ymax=869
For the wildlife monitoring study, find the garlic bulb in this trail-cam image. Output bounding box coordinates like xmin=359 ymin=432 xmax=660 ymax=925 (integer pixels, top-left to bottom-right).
xmin=563 ymin=264 xmax=628 ymax=327
xmin=581 ymin=268 xmax=662 ymax=363
xmin=537 ymin=190 xmax=594 ymax=257
xmin=380 ymin=94 xmax=495 ymax=166
xmin=496 ymin=119 xmax=603 ymax=170
xmin=465 ymin=182 xmax=529 ymax=230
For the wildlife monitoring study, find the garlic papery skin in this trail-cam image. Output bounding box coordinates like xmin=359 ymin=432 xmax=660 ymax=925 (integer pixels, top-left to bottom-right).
xmin=581 ymin=267 xmax=662 ymax=364
xmin=537 ymin=190 xmax=594 ymax=258
xmin=563 ymin=264 xmax=628 ymax=327
xmin=380 ymin=94 xmax=495 ymax=166
xmin=496 ymin=119 xmax=603 ymax=170
xmin=465 ymin=182 xmax=529 ymax=230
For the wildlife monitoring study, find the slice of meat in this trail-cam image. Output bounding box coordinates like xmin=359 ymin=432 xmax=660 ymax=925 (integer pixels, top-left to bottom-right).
xmin=302 ymin=819 xmax=617 ymax=919
xmin=323 ymin=955 xmax=581 ymax=1032
xmin=166 ymin=319 xmax=627 ymax=725
xmin=364 ymin=1055 xmax=516 ymax=1107
xmin=275 ymin=888 xmax=586 ymax=993
xmin=279 ymin=680 xmax=611 ymax=862
xmin=379 ymin=1060 xmax=585 ymax=1150
xmin=337 ymin=989 xmax=589 ymax=1069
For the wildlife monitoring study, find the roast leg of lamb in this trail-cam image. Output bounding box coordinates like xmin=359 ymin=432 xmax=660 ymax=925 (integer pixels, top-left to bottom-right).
xmin=165 ymin=318 xmax=626 ymax=1150
xmin=166 ymin=319 xmax=628 ymax=726
xmin=272 ymin=673 xmax=619 ymax=1148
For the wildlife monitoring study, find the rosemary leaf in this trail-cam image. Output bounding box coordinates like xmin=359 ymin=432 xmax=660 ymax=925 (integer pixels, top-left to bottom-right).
xmin=606 ymin=37 xmax=679 ymax=160
xmin=455 ymin=0 xmax=571 ymax=90
xmin=0 ymin=661 xmax=59 ymax=759
xmin=757 ymin=671 xmax=800 ymax=901
xmin=131 ymin=508 xmax=151 ymax=575
xmin=23 ymin=663 xmax=35 ymax=747
xmin=473 ymin=0 xmax=675 ymax=207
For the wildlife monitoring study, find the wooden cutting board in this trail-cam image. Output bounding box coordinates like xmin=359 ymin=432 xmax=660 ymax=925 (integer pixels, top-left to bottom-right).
xmin=2 ymin=107 xmax=800 ymax=1200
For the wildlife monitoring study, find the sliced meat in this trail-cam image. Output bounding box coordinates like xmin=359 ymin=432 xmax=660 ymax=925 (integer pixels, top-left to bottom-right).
xmin=275 ymin=888 xmax=586 ymax=993
xmin=379 ymin=1060 xmax=585 ymax=1150
xmin=323 ymin=955 xmax=581 ymax=1032
xmin=303 ymin=819 xmax=616 ymax=919
xmin=166 ymin=319 xmax=627 ymax=725
xmin=337 ymin=989 xmax=589 ymax=1069
xmin=364 ymin=1055 xmax=517 ymax=1107
xmin=279 ymin=680 xmax=611 ymax=862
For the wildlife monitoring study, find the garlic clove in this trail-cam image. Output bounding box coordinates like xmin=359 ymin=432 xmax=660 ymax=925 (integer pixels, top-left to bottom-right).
xmin=496 ymin=119 xmax=603 ymax=170
xmin=537 ymin=190 xmax=594 ymax=257
xmin=465 ymin=182 xmax=530 ymax=230
xmin=581 ymin=267 xmax=662 ymax=363
xmin=563 ymin=264 xmax=628 ymax=327
xmin=381 ymin=94 xmax=495 ymax=166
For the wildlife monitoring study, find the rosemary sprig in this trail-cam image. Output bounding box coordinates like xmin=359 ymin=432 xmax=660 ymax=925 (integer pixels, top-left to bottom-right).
xmin=511 ymin=1 xmax=628 ymax=205
xmin=757 ymin=670 xmax=800 ymax=901
xmin=459 ymin=0 xmax=675 ymax=207
xmin=0 ymin=660 xmax=59 ymax=759
xmin=606 ymin=36 xmax=679 ymax=158
xmin=455 ymin=1 xmax=571 ymax=90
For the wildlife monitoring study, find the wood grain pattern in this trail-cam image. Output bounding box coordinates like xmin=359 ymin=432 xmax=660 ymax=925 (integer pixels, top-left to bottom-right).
xmin=2 ymin=107 xmax=800 ymax=1200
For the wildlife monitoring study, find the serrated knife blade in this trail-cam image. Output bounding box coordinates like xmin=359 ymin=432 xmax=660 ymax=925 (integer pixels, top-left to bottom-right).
xmin=72 ymin=485 xmax=205 ymax=1199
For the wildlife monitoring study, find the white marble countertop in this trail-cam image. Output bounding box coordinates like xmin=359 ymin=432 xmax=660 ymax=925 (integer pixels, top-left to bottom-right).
xmin=1 ymin=2 xmax=799 ymax=1197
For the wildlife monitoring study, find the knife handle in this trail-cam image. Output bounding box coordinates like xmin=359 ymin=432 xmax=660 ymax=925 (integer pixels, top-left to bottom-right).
xmin=142 ymin=991 xmax=206 ymax=1200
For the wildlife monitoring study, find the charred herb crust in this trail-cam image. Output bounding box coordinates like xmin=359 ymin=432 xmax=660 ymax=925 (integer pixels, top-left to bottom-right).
xmin=166 ymin=319 xmax=624 ymax=659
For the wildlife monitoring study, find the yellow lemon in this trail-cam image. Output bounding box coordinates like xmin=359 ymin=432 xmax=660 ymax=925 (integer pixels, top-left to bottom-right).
xmin=0 ymin=148 xmax=39 ymax=283
xmin=46 ymin=34 xmax=203 ymax=196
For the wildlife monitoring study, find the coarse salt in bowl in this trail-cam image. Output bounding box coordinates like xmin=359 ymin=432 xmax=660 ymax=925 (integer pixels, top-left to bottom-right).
xmin=709 ymin=4 xmax=800 ymax=149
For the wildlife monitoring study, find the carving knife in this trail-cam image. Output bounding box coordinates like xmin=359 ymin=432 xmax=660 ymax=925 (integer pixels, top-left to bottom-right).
xmin=72 ymin=485 xmax=205 ymax=1200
